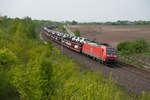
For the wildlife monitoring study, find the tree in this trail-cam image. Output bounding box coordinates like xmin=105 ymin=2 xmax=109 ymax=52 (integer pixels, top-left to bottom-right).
xmin=12 ymin=60 xmax=43 ymax=100
xmin=74 ymin=29 xmax=80 ymax=37
xmin=23 ymin=17 xmax=36 ymax=39
xmin=133 ymin=38 xmax=149 ymax=53
xmin=0 ymin=48 xmax=17 ymax=70
xmin=71 ymin=20 xmax=78 ymax=25
xmin=40 ymin=58 xmax=53 ymax=100
xmin=0 ymin=48 xmax=18 ymax=100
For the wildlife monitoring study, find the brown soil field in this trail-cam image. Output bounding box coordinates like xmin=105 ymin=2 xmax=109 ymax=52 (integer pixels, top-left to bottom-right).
xmin=69 ymin=25 xmax=150 ymax=47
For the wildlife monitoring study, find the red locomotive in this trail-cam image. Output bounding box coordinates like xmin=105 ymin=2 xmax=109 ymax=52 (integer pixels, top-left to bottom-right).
xmin=82 ymin=42 xmax=117 ymax=64
xmin=43 ymin=27 xmax=117 ymax=64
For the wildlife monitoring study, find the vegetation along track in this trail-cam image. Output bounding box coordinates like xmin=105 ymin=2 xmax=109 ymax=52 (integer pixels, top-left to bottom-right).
xmin=41 ymin=32 xmax=150 ymax=95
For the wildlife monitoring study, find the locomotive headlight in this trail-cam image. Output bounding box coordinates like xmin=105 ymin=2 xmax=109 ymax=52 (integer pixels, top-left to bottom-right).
xmin=107 ymin=54 xmax=110 ymax=57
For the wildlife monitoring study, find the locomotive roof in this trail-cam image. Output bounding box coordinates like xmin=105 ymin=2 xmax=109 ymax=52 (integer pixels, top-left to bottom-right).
xmin=86 ymin=41 xmax=101 ymax=47
xmin=86 ymin=41 xmax=111 ymax=48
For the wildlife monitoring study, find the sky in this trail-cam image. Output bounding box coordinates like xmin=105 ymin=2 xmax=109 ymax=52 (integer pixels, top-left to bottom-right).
xmin=0 ymin=0 xmax=150 ymax=22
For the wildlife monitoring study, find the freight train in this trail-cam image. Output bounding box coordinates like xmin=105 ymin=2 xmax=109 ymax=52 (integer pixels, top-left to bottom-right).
xmin=43 ymin=27 xmax=117 ymax=64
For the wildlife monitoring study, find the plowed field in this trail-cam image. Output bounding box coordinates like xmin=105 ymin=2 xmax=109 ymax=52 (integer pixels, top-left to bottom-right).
xmin=69 ymin=25 xmax=150 ymax=47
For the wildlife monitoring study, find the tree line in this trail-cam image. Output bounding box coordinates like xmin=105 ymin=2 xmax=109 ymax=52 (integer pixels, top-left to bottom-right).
xmin=63 ymin=20 xmax=150 ymax=25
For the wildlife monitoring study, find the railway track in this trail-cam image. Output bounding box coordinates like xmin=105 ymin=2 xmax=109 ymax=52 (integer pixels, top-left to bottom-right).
xmin=117 ymin=61 xmax=150 ymax=80
xmin=41 ymin=32 xmax=150 ymax=95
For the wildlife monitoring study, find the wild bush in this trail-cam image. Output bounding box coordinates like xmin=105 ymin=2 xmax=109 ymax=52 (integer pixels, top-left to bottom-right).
xmin=74 ymin=29 xmax=80 ymax=37
xmin=0 ymin=48 xmax=17 ymax=70
xmin=117 ymin=38 xmax=149 ymax=54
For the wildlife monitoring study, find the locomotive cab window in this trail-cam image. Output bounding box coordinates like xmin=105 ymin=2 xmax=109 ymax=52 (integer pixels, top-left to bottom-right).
xmin=107 ymin=49 xmax=116 ymax=53
xmin=106 ymin=49 xmax=111 ymax=53
xmin=112 ymin=49 xmax=116 ymax=53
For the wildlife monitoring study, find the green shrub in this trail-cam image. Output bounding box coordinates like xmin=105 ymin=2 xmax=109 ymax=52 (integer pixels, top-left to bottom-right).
xmin=0 ymin=48 xmax=17 ymax=70
xmin=0 ymin=49 xmax=18 ymax=100
xmin=74 ymin=29 xmax=80 ymax=37
xmin=117 ymin=38 xmax=149 ymax=54
xmin=117 ymin=41 xmax=132 ymax=54
xmin=133 ymin=38 xmax=149 ymax=53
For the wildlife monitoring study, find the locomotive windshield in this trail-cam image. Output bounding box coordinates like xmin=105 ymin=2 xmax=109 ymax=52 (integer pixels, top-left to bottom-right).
xmin=112 ymin=49 xmax=116 ymax=53
xmin=107 ymin=49 xmax=116 ymax=53
xmin=106 ymin=49 xmax=111 ymax=53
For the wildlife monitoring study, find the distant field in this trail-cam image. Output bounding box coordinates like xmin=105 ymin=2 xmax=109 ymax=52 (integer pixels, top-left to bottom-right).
xmin=69 ymin=25 xmax=150 ymax=47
